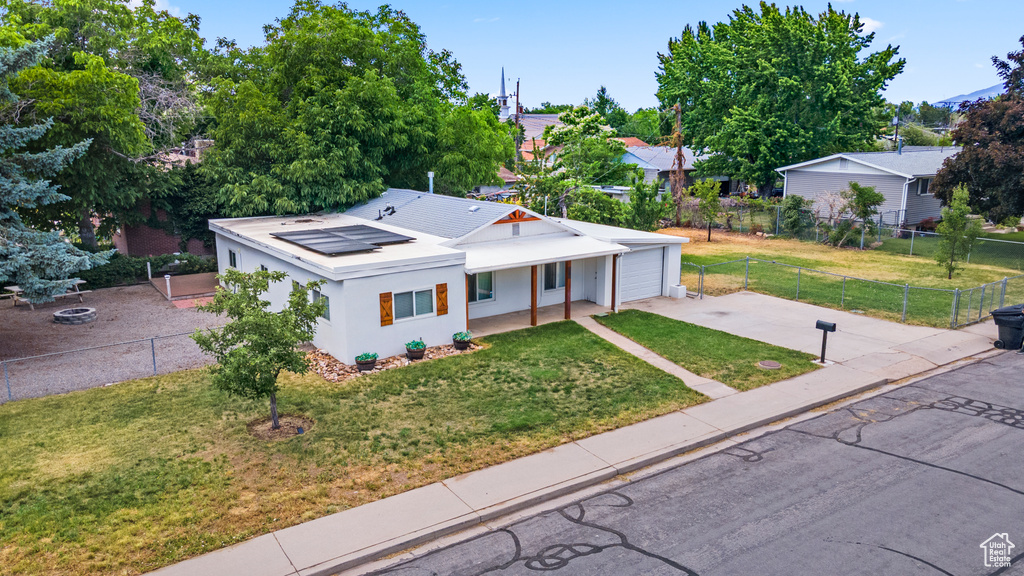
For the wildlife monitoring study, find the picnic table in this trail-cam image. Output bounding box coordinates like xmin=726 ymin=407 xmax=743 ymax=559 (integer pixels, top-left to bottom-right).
xmin=4 ymin=280 xmax=91 ymax=311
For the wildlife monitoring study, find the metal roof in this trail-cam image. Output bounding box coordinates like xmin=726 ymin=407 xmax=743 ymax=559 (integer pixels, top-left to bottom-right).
xmin=624 ymin=146 xmax=705 ymax=171
xmin=344 ymin=188 xmax=515 ymax=240
xmin=777 ymin=147 xmax=960 ymax=178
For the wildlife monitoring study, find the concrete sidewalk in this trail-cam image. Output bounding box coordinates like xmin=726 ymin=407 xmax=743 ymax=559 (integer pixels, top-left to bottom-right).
xmin=150 ymin=294 xmax=998 ymax=576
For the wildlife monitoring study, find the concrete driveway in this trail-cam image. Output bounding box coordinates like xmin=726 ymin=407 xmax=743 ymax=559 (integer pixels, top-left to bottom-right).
xmin=366 ymin=351 xmax=1024 ymax=576
xmin=625 ymin=292 xmax=997 ymax=380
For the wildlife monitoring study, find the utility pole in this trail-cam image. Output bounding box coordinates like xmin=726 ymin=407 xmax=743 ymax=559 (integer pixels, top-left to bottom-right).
xmin=668 ymin=103 xmax=686 ymax=227
xmin=514 ymin=78 xmax=522 ymax=164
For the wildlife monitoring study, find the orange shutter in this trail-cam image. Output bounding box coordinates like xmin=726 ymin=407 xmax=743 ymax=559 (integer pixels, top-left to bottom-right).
xmin=436 ymin=283 xmax=448 ymax=315
xmin=379 ymin=292 xmax=393 ymax=326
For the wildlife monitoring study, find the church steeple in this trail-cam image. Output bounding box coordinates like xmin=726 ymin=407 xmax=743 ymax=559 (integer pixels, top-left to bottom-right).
xmin=498 ymin=67 xmax=510 ymax=120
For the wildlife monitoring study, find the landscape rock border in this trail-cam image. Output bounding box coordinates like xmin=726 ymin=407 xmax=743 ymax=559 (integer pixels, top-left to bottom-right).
xmin=307 ymin=342 xmax=482 ymax=383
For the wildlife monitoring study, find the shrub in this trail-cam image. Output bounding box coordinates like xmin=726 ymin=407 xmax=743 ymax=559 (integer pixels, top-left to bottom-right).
xmin=452 ymin=331 xmax=473 ymax=342
xmin=405 ymin=339 xmax=426 ymax=350
xmin=77 ymin=253 xmax=218 ymax=289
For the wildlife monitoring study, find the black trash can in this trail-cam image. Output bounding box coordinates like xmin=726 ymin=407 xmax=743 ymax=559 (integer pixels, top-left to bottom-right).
xmin=991 ymin=304 xmax=1024 ymax=350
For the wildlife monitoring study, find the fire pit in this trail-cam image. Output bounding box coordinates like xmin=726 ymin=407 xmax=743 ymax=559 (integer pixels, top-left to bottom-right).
xmin=53 ymin=307 xmax=97 ymax=325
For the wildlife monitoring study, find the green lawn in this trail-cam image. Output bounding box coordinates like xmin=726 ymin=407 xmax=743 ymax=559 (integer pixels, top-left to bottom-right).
xmin=0 ymin=321 xmax=705 ymax=576
xmin=594 ymin=310 xmax=820 ymax=391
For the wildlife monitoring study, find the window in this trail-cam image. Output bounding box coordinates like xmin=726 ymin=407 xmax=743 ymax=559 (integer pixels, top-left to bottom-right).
xmin=259 ymin=264 xmax=268 ymax=272
xmin=468 ymin=272 xmax=494 ymax=303
xmin=312 ymin=288 xmax=330 ymax=321
xmin=228 ymin=249 xmax=237 ymax=268
xmin=918 ymin=178 xmax=932 ymax=196
xmin=544 ymin=262 xmax=566 ymax=291
xmin=394 ymin=288 xmax=434 ymax=320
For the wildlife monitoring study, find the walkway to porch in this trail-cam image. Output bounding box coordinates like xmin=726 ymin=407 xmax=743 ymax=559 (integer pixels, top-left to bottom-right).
xmin=468 ymin=300 xmax=609 ymax=337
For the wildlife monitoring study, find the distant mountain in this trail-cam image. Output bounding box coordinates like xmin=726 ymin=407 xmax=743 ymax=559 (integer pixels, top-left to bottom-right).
xmin=934 ymin=84 xmax=1004 ymax=107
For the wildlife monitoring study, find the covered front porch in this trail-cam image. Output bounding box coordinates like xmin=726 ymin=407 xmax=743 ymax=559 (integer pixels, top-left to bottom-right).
xmin=468 ymin=300 xmax=609 ymax=337
xmin=460 ymin=233 xmax=627 ymax=333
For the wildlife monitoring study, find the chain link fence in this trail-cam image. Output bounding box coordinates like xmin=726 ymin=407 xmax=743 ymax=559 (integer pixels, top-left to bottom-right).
xmin=682 ymin=257 xmax=1024 ymax=329
xmin=1 ymin=331 xmax=217 ymax=404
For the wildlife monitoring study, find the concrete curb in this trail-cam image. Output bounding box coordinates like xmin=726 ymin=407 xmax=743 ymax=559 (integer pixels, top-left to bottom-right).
xmin=148 ymin=368 xmax=891 ymax=576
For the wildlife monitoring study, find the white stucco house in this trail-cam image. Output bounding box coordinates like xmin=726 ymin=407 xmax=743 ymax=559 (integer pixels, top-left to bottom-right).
xmin=209 ymin=189 xmax=688 ymax=363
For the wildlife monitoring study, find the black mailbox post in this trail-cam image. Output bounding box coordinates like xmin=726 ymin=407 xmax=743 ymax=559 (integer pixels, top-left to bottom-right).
xmin=816 ymin=320 xmax=836 ymax=363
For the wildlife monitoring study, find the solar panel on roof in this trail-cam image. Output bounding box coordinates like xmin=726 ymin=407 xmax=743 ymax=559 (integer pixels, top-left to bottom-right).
xmin=270 ymin=224 xmax=413 ymax=256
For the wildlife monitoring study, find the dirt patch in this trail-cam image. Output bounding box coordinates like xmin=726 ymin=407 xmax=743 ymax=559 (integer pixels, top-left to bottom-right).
xmin=247 ymin=415 xmax=314 ymax=441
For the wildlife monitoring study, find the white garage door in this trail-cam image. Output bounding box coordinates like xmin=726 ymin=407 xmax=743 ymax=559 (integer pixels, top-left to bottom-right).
xmin=620 ymin=247 xmax=664 ymax=302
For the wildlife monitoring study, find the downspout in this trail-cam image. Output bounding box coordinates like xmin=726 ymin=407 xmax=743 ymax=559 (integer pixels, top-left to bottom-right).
xmin=900 ymin=177 xmax=916 ymax=226
xmin=782 ymin=171 xmax=788 ymax=198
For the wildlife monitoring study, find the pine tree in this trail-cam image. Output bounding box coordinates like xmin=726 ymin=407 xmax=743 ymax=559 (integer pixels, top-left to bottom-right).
xmin=0 ymin=37 xmax=107 ymax=303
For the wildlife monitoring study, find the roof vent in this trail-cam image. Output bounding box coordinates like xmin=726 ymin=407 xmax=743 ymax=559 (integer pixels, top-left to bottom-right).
xmin=468 ymin=206 xmax=480 ymax=213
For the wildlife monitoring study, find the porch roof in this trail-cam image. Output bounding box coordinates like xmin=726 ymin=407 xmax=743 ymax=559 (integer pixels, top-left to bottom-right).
xmin=461 ymin=233 xmax=627 ymax=274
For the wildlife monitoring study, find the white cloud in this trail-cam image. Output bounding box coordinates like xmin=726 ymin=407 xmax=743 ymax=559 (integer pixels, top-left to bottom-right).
xmin=860 ymin=17 xmax=883 ymax=35
xmin=473 ymin=17 xmax=499 ymax=23
xmin=976 ymin=63 xmax=986 ymax=68
xmin=128 ymin=0 xmax=183 ymax=17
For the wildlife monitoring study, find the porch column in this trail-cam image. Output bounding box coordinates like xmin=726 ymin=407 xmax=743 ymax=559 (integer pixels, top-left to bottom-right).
xmin=531 ymin=265 xmax=538 ymax=326
xmin=611 ymin=254 xmax=619 ymax=313
xmin=465 ymin=273 xmax=470 ymax=331
xmin=564 ymin=260 xmax=572 ymax=320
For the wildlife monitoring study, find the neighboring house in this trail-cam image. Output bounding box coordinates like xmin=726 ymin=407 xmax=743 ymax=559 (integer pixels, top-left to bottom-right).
xmin=471 ymin=166 xmax=520 ymax=199
xmin=621 ymin=146 xmax=736 ymax=193
xmin=209 ymin=189 xmax=688 ymax=363
xmin=112 ymin=141 xmax=217 ymax=257
xmin=776 ymin=146 xmax=960 ymax=227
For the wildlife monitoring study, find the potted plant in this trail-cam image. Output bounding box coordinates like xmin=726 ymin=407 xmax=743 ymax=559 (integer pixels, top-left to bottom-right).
xmin=452 ymin=331 xmax=473 ymax=350
xmin=405 ymin=338 xmax=426 ymax=360
xmin=355 ymin=352 xmax=378 ymax=372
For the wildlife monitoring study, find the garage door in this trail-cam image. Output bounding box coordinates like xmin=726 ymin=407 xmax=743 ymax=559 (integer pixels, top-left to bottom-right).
xmin=620 ymin=247 xmax=664 ymax=302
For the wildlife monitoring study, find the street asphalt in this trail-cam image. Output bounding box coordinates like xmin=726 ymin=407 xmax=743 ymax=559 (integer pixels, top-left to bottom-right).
xmin=368 ymin=351 xmax=1024 ymax=576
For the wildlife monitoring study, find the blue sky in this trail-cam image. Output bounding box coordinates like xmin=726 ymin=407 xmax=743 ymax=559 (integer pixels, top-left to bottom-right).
xmin=167 ymin=0 xmax=1024 ymax=111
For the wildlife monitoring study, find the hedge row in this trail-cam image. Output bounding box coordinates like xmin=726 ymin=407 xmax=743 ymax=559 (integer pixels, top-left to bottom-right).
xmin=78 ymin=253 xmax=218 ymax=289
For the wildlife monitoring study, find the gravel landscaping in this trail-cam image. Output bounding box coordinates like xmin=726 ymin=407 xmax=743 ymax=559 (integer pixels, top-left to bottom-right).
xmin=0 ymin=284 xmax=223 ymax=402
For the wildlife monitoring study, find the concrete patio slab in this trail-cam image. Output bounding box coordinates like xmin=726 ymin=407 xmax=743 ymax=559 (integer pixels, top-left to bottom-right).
xmin=274 ymin=483 xmax=477 ymax=576
xmin=468 ymin=300 xmax=608 ymax=338
xmin=575 ymin=411 xmax=722 ymax=473
xmin=148 ymin=533 xmax=296 ymax=576
xmin=442 ymin=443 xmax=615 ymax=522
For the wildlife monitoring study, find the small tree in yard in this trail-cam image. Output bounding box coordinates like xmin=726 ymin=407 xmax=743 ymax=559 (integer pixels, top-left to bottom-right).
xmin=843 ymin=181 xmax=885 ymax=249
xmin=935 ymin=184 xmax=982 ymax=279
xmin=192 ymin=269 xmax=326 ymax=429
xmin=691 ymin=179 xmax=721 ymax=241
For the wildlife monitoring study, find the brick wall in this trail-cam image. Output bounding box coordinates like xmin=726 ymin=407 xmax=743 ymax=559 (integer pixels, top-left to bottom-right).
xmin=111 ymin=201 xmax=215 ymax=257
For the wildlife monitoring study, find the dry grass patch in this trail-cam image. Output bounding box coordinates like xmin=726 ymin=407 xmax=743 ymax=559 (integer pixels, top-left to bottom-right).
xmin=0 ymin=321 xmax=705 ymax=575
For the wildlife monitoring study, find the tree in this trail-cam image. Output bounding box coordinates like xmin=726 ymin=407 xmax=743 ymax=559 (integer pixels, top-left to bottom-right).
xmin=932 ymin=36 xmax=1024 ymax=224
xmin=616 ymin=107 xmax=665 ymax=145
xmin=2 ymin=0 xmax=207 ymax=248
xmin=690 ymin=178 xmax=721 ymax=241
xmin=202 ymin=2 xmax=512 ymax=215
xmin=656 ymin=3 xmax=904 ymax=192
xmin=625 ymin=170 xmax=670 ymax=232
xmin=935 ymin=184 xmax=982 ymax=279
xmin=584 ymin=86 xmax=629 ymax=129
xmin=844 ymin=181 xmax=884 ymax=248
xmin=467 ymin=92 xmax=499 ymax=118
xmin=0 ymin=37 xmax=109 ymax=302
xmin=566 ymin=186 xmax=625 ymax=226
xmin=192 ymin=269 xmax=326 ymax=430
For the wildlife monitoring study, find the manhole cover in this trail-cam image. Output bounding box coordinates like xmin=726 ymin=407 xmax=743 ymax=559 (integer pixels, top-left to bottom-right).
xmin=757 ymin=360 xmax=782 ymax=370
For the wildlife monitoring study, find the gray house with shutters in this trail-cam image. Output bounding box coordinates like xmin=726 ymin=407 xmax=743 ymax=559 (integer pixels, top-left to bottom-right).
xmin=776 ymin=146 xmax=960 ymax=227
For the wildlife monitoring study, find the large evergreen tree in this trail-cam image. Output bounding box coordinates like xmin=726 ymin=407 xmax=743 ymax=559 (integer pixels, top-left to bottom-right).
xmin=0 ymin=37 xmax=107 ymax=303
xmin=1 ymin=0 xmax=206 ymax=248
xmin=656 ymin=2 xmax=904 ymax=191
